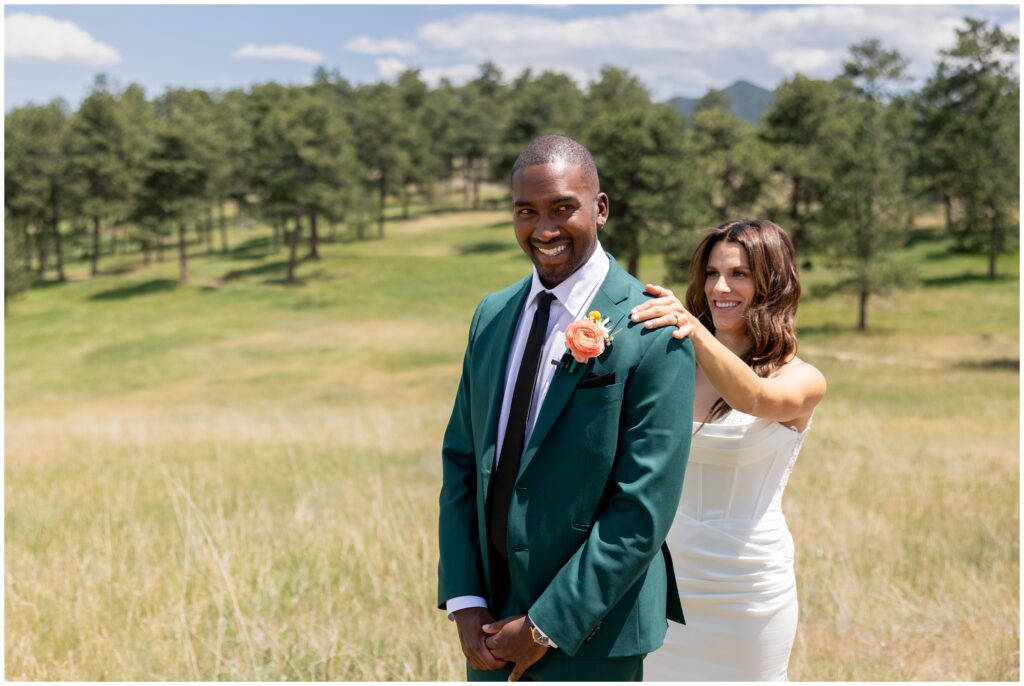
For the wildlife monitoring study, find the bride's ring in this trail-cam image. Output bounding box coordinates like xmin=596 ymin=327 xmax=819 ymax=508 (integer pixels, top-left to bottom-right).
xmin=674 ymin=314 xmax=682 ymax=327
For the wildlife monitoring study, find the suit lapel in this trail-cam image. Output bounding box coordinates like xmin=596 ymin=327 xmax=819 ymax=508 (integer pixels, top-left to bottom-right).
xmin=477 ymin=279 xmax=531 ymax=500
xmin=517 ymin=257 xmax=632 ymax=477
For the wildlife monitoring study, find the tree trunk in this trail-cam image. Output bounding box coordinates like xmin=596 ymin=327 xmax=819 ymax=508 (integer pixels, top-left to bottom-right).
xmin=472 ymin=158 xmax=482 ymax=210
xmin=307 ymin=208 xmax=320 ymax=260
xmin=53 ymin=218 xmax=66 ymax=282
xmin=378 ymin=178 xmax=387 ymax=239
xmin=37 ymin=223 xmax=49 ymax=278
xmin=286 ymin=205 xmax=304 ymax=284
xmin=219 ymin=202 xmax=229 ymax=252
xmin=942 ymin=194 xmax=954 ymax=233
xmin=19 ymin=223 xmax=32 ymax=271
xmin=206 ymin=209 xmax=215 ymax=253
xmin=142 ymin=239 xmax=152 ymax=266
xmin=157 ymin=236 xmax=165 ymax=262
xmin=858 ymin=287 xmax=868 ymax=332
xmin=91 ymin=215 xmax=101 ymax=277
xmin=178 ymin=223 xmax=189 ymax=285
xmin=988 ymin=212 xmax=1001 ymax=280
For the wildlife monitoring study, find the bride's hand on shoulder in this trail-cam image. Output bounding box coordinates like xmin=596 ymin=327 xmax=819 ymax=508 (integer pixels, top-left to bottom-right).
xmin=631 ymin=284 xmax=698 ymax=340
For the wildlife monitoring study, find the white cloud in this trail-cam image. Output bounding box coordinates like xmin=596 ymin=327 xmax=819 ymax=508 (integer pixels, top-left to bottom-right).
xmin=231 ymin=43 xmax=324 ymax=64
xmin=347 ymin=36 xmax=418 ymax=56
xmin=375 ymin=57 xmax=408 ymax=80
xmin=5 ymin=12 xmax=120 ymax=65
xmin=415 ymin=5 xmax=1018 ymax=99
xmin=371 ymin=56 xmax=488 ymax=87
xmin=419 ymin=63 xmax=482 ymax=86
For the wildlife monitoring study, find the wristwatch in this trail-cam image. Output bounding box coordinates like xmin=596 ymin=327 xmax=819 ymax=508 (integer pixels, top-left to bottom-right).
xmin=529 ymin=619 xmax=558 ymax=649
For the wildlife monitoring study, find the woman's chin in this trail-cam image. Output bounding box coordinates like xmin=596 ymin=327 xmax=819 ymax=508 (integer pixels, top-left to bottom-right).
xmin=711 ymin=316 xmax=745 ymax=335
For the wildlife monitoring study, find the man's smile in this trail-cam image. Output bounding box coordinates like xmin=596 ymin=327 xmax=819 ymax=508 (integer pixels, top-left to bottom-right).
xmin=534 ymin=243 xmax=568 ymax=257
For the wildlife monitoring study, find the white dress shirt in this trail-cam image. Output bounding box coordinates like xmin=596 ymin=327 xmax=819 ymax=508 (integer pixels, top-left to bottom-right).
xmin=445 ymin=244 xmax=611 ymax=647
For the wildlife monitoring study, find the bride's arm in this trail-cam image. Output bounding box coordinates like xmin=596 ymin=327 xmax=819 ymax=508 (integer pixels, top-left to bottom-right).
xmin=631 ymin=283 xmax=826 ymax=423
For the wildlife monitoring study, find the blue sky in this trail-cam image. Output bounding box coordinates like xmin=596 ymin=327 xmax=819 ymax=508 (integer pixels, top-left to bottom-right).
xmin=5 ymin=4 xmax=1019 ymax=112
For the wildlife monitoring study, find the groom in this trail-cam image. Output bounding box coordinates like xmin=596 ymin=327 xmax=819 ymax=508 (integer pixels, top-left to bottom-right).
xmin=438 ymin=135 xmax=694 ymax=681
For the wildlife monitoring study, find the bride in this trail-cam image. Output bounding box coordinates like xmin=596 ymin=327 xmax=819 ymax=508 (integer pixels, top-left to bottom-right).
xmin=631 ymin=219 xmax=826 ymax=681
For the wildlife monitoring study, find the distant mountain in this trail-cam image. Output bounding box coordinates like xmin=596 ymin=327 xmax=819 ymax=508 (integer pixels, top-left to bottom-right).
xmin=667 ymin=80 xmax=776 ymax=125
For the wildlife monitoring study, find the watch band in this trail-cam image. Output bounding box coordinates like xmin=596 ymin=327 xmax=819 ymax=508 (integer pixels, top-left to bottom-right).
xmin=529 ymin=618 xmax=558 ymax=649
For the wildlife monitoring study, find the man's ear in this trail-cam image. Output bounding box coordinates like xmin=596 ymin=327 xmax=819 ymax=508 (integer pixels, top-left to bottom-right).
xmin=595 ymin=192 xmax=609 ymax=229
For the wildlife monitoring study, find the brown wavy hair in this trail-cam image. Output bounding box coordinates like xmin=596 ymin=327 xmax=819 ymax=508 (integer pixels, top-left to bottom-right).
xmin=684 ymin=219 xmax=801 ymax=425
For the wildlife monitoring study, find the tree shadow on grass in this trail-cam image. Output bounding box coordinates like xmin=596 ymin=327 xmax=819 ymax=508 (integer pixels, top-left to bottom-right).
xmin=455 ymin=241 xmax=510 ymax=255
xmin=953 ymin=358 xmax=1019 ymax=372
xmin=30 ymin=278 xmax=71 ymax=291
xmin=89 ymin=279 xmax=178 ymax=300
xmin=922 ymin=248 xmax=965 ymax=262
xmin=906 ymin=228 xmax=947 ymax=249
xmin=223 ymin=235 xmax=279 ymax=262
xmin=221 ymin=261 xmax=289 ymax=283
xmin=99 ymin=264 xmax=138 ymax=276
xmin=921 ymin=273 xmax=1014 ymax=288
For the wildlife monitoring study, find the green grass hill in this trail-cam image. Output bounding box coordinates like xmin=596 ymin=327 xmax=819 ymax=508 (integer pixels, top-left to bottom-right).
xmin=5 ymin=207 xmax=1018 ymax=680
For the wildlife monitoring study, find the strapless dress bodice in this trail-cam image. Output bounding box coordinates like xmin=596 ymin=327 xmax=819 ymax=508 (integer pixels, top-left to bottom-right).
xmin=680 ymin=409 xmax=811 ymax=524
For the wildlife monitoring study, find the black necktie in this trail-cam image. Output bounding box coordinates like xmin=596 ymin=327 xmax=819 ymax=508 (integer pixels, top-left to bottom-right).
xmin=489 ymin=291 xmax=556 ymax=560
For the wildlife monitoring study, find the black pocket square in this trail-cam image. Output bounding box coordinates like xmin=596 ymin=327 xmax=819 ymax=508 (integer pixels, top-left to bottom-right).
xmin=578 ymin=372 xmax=616 ymax=389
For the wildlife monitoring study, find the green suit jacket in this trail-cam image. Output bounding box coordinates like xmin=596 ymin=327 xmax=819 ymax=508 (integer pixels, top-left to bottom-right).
xmin=438 ymin=254 xmax=694 ymax=659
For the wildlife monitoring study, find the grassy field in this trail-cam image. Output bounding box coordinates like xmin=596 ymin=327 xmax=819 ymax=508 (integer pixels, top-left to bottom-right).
xmin=5 ymin=207 xmax=1019 ymax=680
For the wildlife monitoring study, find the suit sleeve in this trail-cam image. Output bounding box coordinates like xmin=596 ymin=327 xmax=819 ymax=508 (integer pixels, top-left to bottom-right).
xmin=437 ymin=301 xmax=489 ymax=608
xmin=528 ymin=327 xmax=695 ymax=655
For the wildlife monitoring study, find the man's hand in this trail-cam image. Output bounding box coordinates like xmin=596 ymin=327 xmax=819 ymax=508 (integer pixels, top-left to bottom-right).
xmin=482 ymin=614 xmax=548 ymax=681
xmin=453 ymin=607 xmax=508 ymax=671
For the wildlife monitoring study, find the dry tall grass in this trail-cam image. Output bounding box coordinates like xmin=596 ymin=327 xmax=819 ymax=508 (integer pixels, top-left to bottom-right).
xmin=7 ymin=408 xmax=461 ymax=680
xmin=5 ymin=212 xmax=1018 ymax=680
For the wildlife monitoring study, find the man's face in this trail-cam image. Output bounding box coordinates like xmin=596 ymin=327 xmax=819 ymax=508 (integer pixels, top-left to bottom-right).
xmin=511 ymin=162 xmax=609 ymax=288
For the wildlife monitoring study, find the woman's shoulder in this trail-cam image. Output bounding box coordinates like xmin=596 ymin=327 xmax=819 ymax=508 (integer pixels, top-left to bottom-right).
xmin=771 ymin=355 xmax=827 ymax=397
xmin=773 ymin=355 xmax=822 ymax=375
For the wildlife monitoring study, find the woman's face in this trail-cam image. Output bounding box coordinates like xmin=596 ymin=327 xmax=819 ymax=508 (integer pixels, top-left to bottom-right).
xmin=704 ymin=240 xmax=756 ymax=334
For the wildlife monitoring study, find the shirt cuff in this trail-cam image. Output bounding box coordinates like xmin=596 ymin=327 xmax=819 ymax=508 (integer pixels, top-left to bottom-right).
xmin=444 ymin=595 xmax=488 ymax=621
xmin=528 ymin=614 xmax=559 ymax=649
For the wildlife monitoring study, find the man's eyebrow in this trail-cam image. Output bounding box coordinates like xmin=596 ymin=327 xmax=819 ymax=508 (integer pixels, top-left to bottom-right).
xmin=513 ymin=194 xmax=580 ymax=207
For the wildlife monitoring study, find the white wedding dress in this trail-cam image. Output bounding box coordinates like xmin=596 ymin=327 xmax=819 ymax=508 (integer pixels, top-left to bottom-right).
xmin=645 ymin=409 xmax=812 ymax=682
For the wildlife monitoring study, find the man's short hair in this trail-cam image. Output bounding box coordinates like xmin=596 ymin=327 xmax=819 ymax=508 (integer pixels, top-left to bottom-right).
xmin=510 ymin=134 xmax=600 ymax=189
